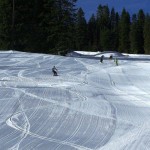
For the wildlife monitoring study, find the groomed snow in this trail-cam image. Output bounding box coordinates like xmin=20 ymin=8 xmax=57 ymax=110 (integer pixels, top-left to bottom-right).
xmin=0 ymin=50 xmax=150 ymax=150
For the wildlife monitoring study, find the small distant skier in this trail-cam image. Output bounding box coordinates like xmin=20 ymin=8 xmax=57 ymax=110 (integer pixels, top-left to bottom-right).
xmin=52 ymin=66 xmax=58 ymax=76
xmin=109 ymin=54 xmax=113 ymax=60
xmin=114 ymin=58 xmax=118 ymax=66
xmin=100 ymin=55 xmax=104 ymax=63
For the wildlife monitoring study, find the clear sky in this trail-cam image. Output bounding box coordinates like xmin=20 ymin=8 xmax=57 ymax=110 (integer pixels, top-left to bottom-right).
xmin=76 ymin=0 xmax=150 ymax=20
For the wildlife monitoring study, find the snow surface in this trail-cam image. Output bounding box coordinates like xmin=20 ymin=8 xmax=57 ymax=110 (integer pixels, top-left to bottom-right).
xmin=0 ymin=50 xmax=150 ymax=150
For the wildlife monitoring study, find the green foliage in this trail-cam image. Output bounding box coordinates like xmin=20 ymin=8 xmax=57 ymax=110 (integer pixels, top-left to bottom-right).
xmin=100 ymin=29 xmax=111 ymax=50
xmin=0 ymin=0 xmax=77 ymax=54
xmin=95 ymin=6 xmax=120 ymax=51
xmin=109 ymin=9 xmax=119 ymax=51
xmin=75 ymin=8 xmax=88 ymax=51
xmin=130 ymin=14 xmax=139 ymax=53
xmin=136 ymin=9 xmax=145 ymax=54
xmin=144 ymin=14 xmax=150 ymax=54
xmin=0 ymin=1 xmax=149 ymax=55
xmin=0 ymin=0 xmax=12 ymax=49
xmin=118 ymin=9 xmax=130 ymax=53
xmin=87 ymin=14 xmax=97 ymax=51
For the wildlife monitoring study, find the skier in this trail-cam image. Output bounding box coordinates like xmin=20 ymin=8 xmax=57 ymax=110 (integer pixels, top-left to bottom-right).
xmin=109 ymin=54 xmax=113 ymax=59
xmin=114 ymin=58 xmax=118 ymax=66
xmin=100 ymin=55 xmax=104 ymax=63
xmin=52 ymin=66 xmax=58 ymax=76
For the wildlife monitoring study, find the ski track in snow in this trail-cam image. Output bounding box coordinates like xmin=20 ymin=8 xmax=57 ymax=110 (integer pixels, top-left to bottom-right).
xmin=0 ymin=51 xmax=150 ymax=150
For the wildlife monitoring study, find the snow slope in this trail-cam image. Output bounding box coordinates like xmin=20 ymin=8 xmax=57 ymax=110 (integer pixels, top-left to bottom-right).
xmin=0 ymin=50 xmax=150 ymax=150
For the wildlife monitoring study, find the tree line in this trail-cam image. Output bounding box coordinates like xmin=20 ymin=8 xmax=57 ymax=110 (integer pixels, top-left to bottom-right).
xmin=0 ymin=0 xmax=150 ymax=55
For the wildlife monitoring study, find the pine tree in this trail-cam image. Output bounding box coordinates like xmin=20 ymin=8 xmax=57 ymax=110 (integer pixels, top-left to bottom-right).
xmin=87 ymin=14 xmax=97 ymax=51
xmin=137 ymin=9 xmax=145 ymax=54
xmin=0 ymin=0 xmax=77 ymax=54
xmin=49 ymin=0 xmax=77 ymax=54
xmin=110 ymin=8 xmax=117 ymax=30
xmin=99 ymin=5 xmax=111 ymax=51
xmin=0 ymin=0 xmax=13 ymax=49
xmin=96 ymin=4 xmax=103 ymax=51
xmin=118 ymin=8 xmax=130 ymax=53
xmin=96 ymin=5 xmax=111 ymax=51
xmin=100 ymin=29 xmax=111 ymax=50
xmin=144 ymin=14 xmax=150 ymax=54
xmin=75 ymin=8 xmax=88 ymax=51
xmin=0 ymin=0 xmax=50 ymax=52
xmin=15 ymin=0 xmax=49 ymax=52
xmin=110 ymin=8 xmax=119 ymax=51
xmin=130 ymin=14 xmax=139 ymax=53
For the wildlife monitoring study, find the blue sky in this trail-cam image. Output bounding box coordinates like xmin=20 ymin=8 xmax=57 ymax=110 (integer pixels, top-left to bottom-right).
xmin=76 ymin=0 xmax=150 ymax=20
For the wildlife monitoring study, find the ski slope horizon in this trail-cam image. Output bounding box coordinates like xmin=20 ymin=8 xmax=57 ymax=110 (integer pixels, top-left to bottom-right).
xmin=0 ymin=50 xmax=150 ymax=150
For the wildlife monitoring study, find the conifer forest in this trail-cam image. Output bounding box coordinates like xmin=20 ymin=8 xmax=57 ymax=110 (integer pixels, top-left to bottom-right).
xmin=0 ymin=0 xmax=150 ymax=55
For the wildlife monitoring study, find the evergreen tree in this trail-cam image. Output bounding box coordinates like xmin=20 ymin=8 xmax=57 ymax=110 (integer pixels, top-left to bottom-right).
xmin=0 ymin=0 xmax=53 ymax=52
xmin=99 ymin=5 xmax=111 ymax=51
xmin=130 ymin=14 xmax=139 ymax=53
xmin=87 ymin=14 xmax=97 ymax=51
xmin=130 ymin=11 xmax=145 ymax=54
xmin=75 ymin=8 xmax=88 ymax=51
xmin=100 ymin=29 xmax=111 ymax=50
xmin=99 ymin=5 xmax=110 ymax=29
xmin=15 ymin=0 xmax=49 ymax=52
xmin=110 ymin=8 xmax=116 ymax=29
xmin=118 ymin=8 xmax=130 ymax=53
xmin=137 ymin=9 xmax=145 ymax=54
xmin=0 ymin=0 xmax=77 ymax=54
xmin=0 ymin=1 xmax=149 ymax=55
xmin=49 ymin=0 xmax=77 ymax=54
xmin=0 ymin=0 xmax=13 ymax=49
xmin=96 ymin=5 xmax=111 ymax=51
xmin=96 ymin=4 xmax=103 ymax=51
xmin=144 ymin=14 xmax=150 ymax=54
xmin=110 ymin=8 xmax=119 ymax=51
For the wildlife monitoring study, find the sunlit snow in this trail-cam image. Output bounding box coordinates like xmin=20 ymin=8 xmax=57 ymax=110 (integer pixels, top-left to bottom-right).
xmin=0 ymin=50 xmax=150 ymax=150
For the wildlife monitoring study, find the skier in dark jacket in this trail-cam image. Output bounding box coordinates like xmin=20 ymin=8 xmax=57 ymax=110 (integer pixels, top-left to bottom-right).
xmin=52 ymin=66 xmax=58 ymax=76
xmin=100 ymin=55 xmax=104 ymax=63
xmin=109 ymin=54 xmax=113 ymax=59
